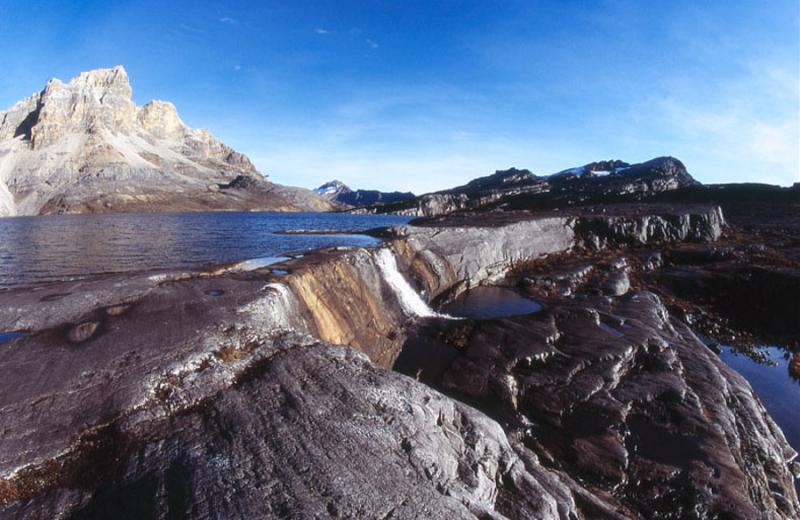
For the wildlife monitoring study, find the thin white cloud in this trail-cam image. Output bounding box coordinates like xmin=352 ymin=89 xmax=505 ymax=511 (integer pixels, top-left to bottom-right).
xmin=178 ymin=23 xmax=206 ymax=35
xmin=652 ymin=75 xmax=799 ymax=185
xmin=219 ymin=16 xmax=239 ymax=24
xmin=315 ymin=28 xmax=329 ymax=35
xmin=750 ymin=121 xmax=798 ymax=167
xmin=366 ymin=38 xmax=379 ymax=49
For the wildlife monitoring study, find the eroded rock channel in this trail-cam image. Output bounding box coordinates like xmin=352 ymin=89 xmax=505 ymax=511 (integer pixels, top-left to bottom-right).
xmin=0 ymin=203 xmax=797 ymax=519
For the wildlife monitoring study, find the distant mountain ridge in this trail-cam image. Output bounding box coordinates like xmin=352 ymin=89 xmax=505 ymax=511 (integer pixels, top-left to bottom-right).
xmin=358 ymin=157 xmax=699 ymax=216
xmin=0 ymin=66 xmax=334 ymax=216
xmin=314 ymin=180 xmax=415 ymax=207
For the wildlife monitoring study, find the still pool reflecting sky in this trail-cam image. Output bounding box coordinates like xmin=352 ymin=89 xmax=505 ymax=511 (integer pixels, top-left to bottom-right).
xmin=720 ymin=346 xmax=800 ymax=456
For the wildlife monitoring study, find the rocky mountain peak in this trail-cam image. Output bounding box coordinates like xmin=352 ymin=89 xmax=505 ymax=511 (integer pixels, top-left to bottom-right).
xmin=583 ymin=159 xmax=630 ymax=173
xmin=21 ymin=65 xmax=138 ymax=149
xmin=0 ymin=66 xmax=334 ymax=216
xmin=462 ymin=167 xmax=536 ymax=191
xmin=136 ymin=100 xmax=184 ymax=139
xmin=69 ymin=65 xmax=132 ymax=98
xmin=315 ymin=180 xmax=353 ymax=197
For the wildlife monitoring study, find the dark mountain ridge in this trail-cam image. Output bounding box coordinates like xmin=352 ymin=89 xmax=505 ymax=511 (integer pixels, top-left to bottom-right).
xmin=360 ymin=156 xmax=699 ymax=217
xmin=315 ymin=180 xmax=415 ymax=207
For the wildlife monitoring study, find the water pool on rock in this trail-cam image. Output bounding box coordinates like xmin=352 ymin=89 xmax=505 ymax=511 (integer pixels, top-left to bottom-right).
xmin=440 ymin=286 xmax=543 ymax=320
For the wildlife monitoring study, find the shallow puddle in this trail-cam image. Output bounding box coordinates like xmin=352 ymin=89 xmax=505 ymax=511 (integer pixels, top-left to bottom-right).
xmin=0 ymin=331 xmax=28 ymax=344
xmin=440 ymin=286 xmax=543 ymax=320
xmin=720 ymin=346 xmax=800 ymax=459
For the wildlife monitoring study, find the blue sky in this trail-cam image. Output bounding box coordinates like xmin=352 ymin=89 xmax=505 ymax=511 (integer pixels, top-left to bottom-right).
xmin=0 ymin=0 xmax=797 ymax=192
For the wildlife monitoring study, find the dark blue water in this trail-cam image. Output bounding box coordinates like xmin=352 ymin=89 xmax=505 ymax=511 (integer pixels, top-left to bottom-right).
xmin=0 ymin=332 xmax=28 ymax=344
xmin=0 ymin=212 xmax=410 ymax=288
xmin=720 ymin=346 xmax=800 ymax=456
xmin=441 ymin=286 xmax=543 ymax=319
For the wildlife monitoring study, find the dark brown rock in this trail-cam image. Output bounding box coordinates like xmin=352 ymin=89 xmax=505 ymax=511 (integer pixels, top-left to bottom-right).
xmin=426 ymin=291 xmax=798 ymax=519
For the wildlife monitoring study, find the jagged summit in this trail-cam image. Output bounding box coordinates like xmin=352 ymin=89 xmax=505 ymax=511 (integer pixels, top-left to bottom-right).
xmin=461 ymin=167 xmax=536 ymax=191
xmin=314 ymin=180 xmax=352 ymax=197
xmin=314 ymin=180 xmax=415 ymax=208
xmin=0 ymin=66 xmax=333 ymax=216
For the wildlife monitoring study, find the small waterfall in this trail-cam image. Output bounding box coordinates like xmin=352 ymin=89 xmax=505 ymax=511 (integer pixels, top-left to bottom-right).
xmin=375 ymin=248 xmax=446 ymax=319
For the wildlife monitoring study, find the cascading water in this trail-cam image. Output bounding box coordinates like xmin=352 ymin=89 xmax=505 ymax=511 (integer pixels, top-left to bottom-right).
xmin=375 ymin=248 xmax=448 ymax=319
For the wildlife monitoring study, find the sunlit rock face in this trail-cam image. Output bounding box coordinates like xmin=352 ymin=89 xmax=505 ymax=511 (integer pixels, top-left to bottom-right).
xmin=0 ymin=66 xmax=334 ymax=216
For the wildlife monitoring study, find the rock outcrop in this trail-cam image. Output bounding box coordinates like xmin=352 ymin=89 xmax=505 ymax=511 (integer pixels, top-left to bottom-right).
xmin=362 ymin=157 xmax=699 ymax=217
xmin=0 ymin=66 xmax=335 ymax=216
xmin=314 ymin=179 xmax=415 ymax=207
xmin=422 ymin=280 xmax=799 ymax=518
xmin=389 ymin=204 xmax=724 ymax=302
xmin=0 ymin=203 xmax=796 ymax=519
xmin=0 ymin=336 xmax=596 ymax=519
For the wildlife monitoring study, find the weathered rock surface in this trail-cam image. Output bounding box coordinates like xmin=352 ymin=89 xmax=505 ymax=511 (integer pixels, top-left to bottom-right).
xmin=0 ymin=203 xmax=796 ymax=519
xmin=420 ymin=290 xmax=799 ymax=519
xmin=389 ymin=204 xmax=724 ymax=302
xmin=0 ymin=337 xmax=595 ymax=519
xmin=0 ymin=66 xmax=335 ymax=216
xmin=362 ymin=157 xmax=699 ymax=217
xmin=0 ymin=266 xmax=615 ymax=519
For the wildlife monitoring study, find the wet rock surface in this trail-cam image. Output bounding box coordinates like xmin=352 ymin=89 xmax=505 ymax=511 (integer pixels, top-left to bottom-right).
xmin=0 ymin=203 xmax=797 ymax=519
xmin=419 ymin=291 xmax=798 ymax=518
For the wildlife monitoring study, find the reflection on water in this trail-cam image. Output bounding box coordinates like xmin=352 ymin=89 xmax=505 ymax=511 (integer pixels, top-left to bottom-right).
xmin=0 ymin=212 xmax=410 ymax=288
xmin=0 ymin=332 xmax=28 ymax=344
xmin=720 ymin=346 xmax=800 ymax=456
xmin=440 ymin=286 xmax=543 ymax=319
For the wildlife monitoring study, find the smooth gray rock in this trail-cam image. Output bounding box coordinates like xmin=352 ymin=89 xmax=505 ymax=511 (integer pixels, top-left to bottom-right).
xmin=0 ymin=334 xmax=601 ymax=520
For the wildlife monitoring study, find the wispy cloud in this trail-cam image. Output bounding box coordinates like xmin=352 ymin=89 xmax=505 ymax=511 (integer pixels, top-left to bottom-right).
xmin=365 ymin=38 xmax=379 ymax=49
xmin=243 ymin=85 xmax=587 ymax=193
xmin=219 ymin=16 xmax=239 ymax=24
xmin=315 ymin=28 xmax=329 ymax=35
xmin=176 ymin=23 xmax=207 ymax=37
xmin=647 ymin=63 xmax=799 ymax=185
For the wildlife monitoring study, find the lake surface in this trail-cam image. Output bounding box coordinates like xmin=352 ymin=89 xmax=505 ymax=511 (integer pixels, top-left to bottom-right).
xmin=720 ymin=346 xmax=800 ymax=457
xmin=0 ymin=212 xmax=411 ymax=289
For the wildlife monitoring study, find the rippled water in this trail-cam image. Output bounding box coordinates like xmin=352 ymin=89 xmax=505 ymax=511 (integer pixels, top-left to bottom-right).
xmin=0 ymin=212 xmax=411 ymax=289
